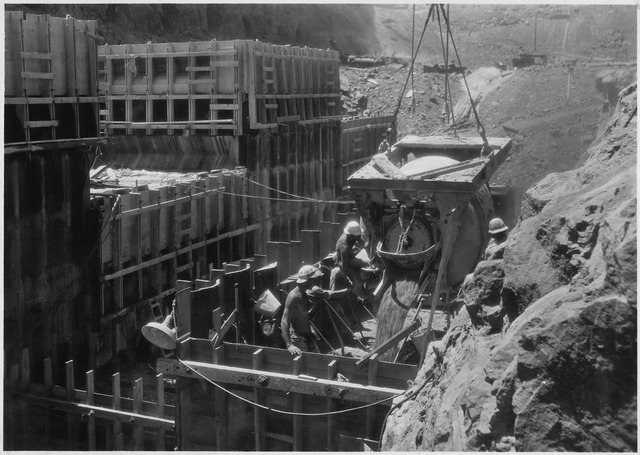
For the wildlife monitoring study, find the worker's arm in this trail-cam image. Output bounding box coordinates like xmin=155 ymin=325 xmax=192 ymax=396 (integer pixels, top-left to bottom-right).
xmin=281 ymin=296 xmax=302 ymax=356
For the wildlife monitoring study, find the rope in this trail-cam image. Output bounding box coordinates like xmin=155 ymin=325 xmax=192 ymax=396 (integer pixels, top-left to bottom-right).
xmin=185 ymin=183 xmax=351 ymax=205
xmin=439 ymin=5 xmax=490 ymax=154
xmin=237 ymin=173 xmax=321 ymax=202
xmin=176 ymin=357 xmax=408 ymax=417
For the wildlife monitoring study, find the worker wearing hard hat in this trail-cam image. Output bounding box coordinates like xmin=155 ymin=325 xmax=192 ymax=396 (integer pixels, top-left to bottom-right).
xmin=484 ymin=218 xmax=509 ymax=261
xmin=331 ymin=220 xmax=375 ymax=300
xmin=281 ymin=265 xmax=324 ymax=356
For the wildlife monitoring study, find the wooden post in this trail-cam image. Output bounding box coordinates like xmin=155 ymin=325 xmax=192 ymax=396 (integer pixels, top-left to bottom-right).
xmin=365 ymin=354 xmax=379 ymax=439
xmin=253 ymin=349 xmax=266 ymax=450
xmin=66 ymin=360 xmax=77 ymax=449
xmin=327 ymin=359 xmax=338 ymax=450
xmin=212 ymin=344 xmax=228 ymax=450
xmin=133 ymin=378 xmax=144 ymax=450
xmin=156 ymin=373 xmax=166 ymax=450
xmin=292 ymin=355 xmax=303 ymax=451
xmin=112 ymin=372 xmax=124 ymax=450
xmin=86 ymin=370 xmax=96 ymax=450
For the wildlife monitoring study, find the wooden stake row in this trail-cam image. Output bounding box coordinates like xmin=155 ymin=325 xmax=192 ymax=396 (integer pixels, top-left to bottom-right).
xmin=5 ymin=348 xmax=175 ymax=451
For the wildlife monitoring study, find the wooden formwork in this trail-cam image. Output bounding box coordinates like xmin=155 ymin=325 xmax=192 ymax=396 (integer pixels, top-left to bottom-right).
xmin=340 ymin=115 xmax=396 ymax=191
xmin=248 ymin=41 xmax=341 ymax=129
xmin=98 ymin=40 xmax=340 ymax=136
xmin=154 ymin=264 xmax=417 ymax=451
xmin=159 ymin=341 xmax=416 ymax=451
xmin=4 ymin=11 xmax=100 ymax=144
xmin=94 ymin=167 xmax=259 ymax=366
xmin=5 ymin=348 xmax=176 ymax=451
xmin=4 ymin=145 xmax=96 ymax=394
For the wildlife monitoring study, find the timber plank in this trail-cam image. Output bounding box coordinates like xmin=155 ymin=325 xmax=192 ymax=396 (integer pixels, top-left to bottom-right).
xmin=157 ymin=358 xmax=404 ymax=403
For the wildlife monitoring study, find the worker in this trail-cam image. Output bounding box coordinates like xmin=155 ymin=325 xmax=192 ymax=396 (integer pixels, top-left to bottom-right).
xmin=377 ymin=128 xmax=392 ymax=153
xmin=484 ymin=217 xmax=509 ymax=260
xmin=330 ymin=220 xmax=375 ymax=300
xmin=281 ymin=265 xmax=324 ymax=356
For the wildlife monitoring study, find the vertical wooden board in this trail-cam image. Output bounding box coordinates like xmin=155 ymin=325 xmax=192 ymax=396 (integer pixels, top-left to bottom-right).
xmin=63 ymin=15 xmax=77 ymax=97
xmin=157 ymin=186 xmax=172 ymax=251
xmin=87 ymin=20 xmax=98 ymax=97
xmin=119 ymin=192 xmax=140 ymax=263
xmin=133 ymin=378 xmax=144 ymax=450
xmin=289 ymin=240 xmax=302 ymax=276
xmin=48 ymin=16 xmax=68 ymax=96
xmin=265 ymin=241 xmax=281 ymax=271
xmin=99 ymin=197 xmax=115 ymax=267
xmin=139 ymin=189 xmax=158 ymax=257
xmin=5 ymin=11 xmax=22 ymax=97
xmin=301 ymin=230 xmax=321 ymax=265
xmin=190 ymin=282 xmax=219 ymax=338
xmin=23 ymin=14 xmax=49 ymax=96
xmin=175 ymin=279 xmax=192 ymax=338
xmin=204 ymin=175 xmax=220 ymax=235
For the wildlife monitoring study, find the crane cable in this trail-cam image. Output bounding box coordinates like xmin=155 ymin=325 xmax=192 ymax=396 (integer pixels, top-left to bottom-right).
xmin=438 ymin=4 xmax=491 ymax=155
xmin=435 ymin=5 xmax=457 ymax=137
xmin=392 ymin=4 xmax=435 ymax=126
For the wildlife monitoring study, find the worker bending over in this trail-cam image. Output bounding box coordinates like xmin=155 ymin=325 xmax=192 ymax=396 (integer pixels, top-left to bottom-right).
xmin=281 ymin=265 xmax=324 ymax=356
xmin=484 ymin=217 xmax=509 ymax=260
xmin=331 ymin=220 xmax=376 ymax=300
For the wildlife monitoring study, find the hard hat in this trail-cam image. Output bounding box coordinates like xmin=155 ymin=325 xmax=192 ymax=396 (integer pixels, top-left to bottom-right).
xmin=344 ymin=221 xmax=362 ymax=236
xmin=296 ymin=265 xmax=323 ymax=284
xmin=488 ymin=218 xmax=508 ymax=234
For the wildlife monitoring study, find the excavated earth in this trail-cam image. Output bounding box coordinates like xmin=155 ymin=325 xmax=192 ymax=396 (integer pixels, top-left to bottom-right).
xmin=381 ymin=84 xmax=636 ymax=452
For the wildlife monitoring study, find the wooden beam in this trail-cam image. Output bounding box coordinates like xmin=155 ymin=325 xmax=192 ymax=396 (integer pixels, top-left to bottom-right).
xmin=356 ymin=319 xmax=422 ymax=369
xmin=211 ymin=309 xmax=236 ymax=348
xmin=156 ymin=358 xmax=404 ymax=403
xmin=21 ymin=394 xmax=175 ymax=427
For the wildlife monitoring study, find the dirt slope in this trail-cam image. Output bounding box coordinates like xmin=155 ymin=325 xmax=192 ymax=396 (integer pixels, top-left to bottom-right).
xmin=381 ymin=83 xmax=636 ymax=451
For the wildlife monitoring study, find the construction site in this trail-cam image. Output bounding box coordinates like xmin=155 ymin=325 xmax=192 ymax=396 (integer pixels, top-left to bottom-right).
xmin=3 ymin=3 xmax=637 ymax=452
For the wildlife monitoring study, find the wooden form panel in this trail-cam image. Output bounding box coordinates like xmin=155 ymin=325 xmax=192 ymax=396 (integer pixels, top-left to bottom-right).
xmin=99 ymin=40 xmax=242 ymax=135
xmin=4 ymin=12 xmax=100 ymax=144
xmin=95 ymin=167 xmax=259 ymax=365
xmin=4 ymin=349 xmax=175 ymax=451
xmin=340 ymin=115 xmax=396 ymax=191
xmin=97 ymin=39 xmax=340 ymax=135
xmin=159 ymin=342 xmax=414 ymax=451
xmin=248 ymin=41 xmax=341 ymax=129
xmin=5 ymin=12 xmax=98 ymax=97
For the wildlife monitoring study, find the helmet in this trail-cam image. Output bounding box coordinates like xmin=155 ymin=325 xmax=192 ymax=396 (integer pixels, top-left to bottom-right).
xmin=488 ymin=218 xmax=508 ymax=235
xmin=296 ymin=265 xmax=323 ymax=284
xmin=344 ymin=221 xmax=362 ymax=236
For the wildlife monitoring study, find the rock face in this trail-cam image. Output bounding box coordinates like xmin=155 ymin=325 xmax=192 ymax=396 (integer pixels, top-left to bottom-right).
xmin=382 ymin=84 xmax=636 ymax=451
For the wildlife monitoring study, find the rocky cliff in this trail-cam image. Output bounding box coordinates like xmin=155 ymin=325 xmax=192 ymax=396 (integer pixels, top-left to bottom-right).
xmin=382 ymin=84 xmax=636 ymax=451
xmin=10 ymin=4 xmax=379 ymax=55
